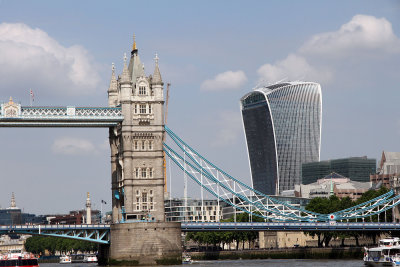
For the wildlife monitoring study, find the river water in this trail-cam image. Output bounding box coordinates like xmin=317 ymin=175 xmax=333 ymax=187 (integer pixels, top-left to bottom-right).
xmin=41 ymin=259 xmax=364 ymax=266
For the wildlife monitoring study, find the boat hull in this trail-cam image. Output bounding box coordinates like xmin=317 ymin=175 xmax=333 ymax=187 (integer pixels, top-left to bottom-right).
xmin=0 ymin=259 xmax=39 ymax=267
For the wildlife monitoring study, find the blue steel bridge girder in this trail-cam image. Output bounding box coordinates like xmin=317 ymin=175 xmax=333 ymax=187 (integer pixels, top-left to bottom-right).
xmin=163 ymin=126 xmax=400 ymax=223
xmin=181 ymin=222 xmax=400 ymax=232
xmin=0 ymin=225 xmax=110 ymax=244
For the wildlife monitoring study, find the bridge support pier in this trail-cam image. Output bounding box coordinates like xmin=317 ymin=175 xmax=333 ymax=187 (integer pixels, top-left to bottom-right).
xmin=108 ymin=222 xmax=182 ymax=265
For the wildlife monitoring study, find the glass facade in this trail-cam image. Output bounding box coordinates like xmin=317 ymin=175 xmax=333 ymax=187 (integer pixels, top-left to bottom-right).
xmin=241 ymin=82 xmax=322 ymax=195
xmin=301 ymin=157 xmax=376 ymax=184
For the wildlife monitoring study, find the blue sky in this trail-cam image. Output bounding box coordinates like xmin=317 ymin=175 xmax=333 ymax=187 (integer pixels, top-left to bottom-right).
xmin=0 ymin=0 xmax=399 ymax=214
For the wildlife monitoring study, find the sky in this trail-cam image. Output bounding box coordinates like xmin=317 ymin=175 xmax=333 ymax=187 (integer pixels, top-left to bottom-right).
xmin=0 ymin=0 xmax=399 ymax=215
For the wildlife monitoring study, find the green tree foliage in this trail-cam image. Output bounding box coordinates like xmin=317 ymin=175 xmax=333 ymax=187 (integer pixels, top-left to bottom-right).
xmin=305 ymin=187 xmax=392 ymax=247
xmin=24 ymin=236 xmax=97 ymax=255
xmin=185 ymin=212 xmax=264 ymax=250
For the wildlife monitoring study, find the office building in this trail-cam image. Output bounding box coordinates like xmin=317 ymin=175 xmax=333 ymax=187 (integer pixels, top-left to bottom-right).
xmin=371 ymin=151 xmax=400 ymax=189
xmin=241 ymin=82 xmax=322 ymax=195
xmin=164 ymin=198 xmax=222 ymax=222
xmin=303 ymin=156 xmax=376 ymax=184
xmin=295 ymin=172 xmax=371 ymax=200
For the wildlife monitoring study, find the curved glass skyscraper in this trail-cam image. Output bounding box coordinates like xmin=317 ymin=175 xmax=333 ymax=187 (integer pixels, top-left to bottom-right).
xmin=240 ymin=82 xmax=322 ymax=195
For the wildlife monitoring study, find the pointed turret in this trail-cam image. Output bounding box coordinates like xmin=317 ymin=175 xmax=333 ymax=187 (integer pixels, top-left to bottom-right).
xmin=152 ymin=53 xmax=163 ymax=85
xmin=128 ymin=34 xmax=144 ymax=84
xmin=120 ymin=53 xmax=133 ymax=103
xmin=151 ymin=53 xmax=164 ymax=102
xmin=120 ymin=53 xmax=131 ymax=84
xmin=108 ymin=63 xmax=119 ymax=107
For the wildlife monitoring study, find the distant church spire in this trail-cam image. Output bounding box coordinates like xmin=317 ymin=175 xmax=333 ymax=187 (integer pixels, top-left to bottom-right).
xmin=10 ymin=192 xmax=16 ymax=208
xmin=152 ymin=53 xmax=163 ymax=85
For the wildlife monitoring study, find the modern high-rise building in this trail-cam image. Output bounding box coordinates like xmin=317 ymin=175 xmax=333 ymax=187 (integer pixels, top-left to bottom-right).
xmin=303 ymin=156 xmax=376 ymax=184
xmin=241 ymin=82 xmax=322 ymax=195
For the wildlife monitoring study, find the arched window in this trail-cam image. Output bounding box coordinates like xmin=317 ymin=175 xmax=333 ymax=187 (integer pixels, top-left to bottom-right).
xmin=141 ymin=168 xmax=147 ymax=178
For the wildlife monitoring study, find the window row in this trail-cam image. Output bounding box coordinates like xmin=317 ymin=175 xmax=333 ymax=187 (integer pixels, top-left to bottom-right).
xmin=134 ymin=104 xmax=152 ymax=114
xmin=134 ymin=167 xmax=154 ymax=178
xmin=136 ymin=189 xmax=153 ymax=195
xmin=133 ymin=140 xmax=153 ymax=150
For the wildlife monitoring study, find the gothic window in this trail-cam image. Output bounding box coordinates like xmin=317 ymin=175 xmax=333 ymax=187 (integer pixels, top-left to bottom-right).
xmin=150 ymin=197 xmax=153 ymax=202
xmin=149 ymin=168 xmax=153 ymax=178
xmin=134 ymin=104 xmax=138 ymax=114
xmin=142 ymin=205 xmax=148 ymax=210
xmin=141 ymin=168 xmax=147 ymax=178
xmin=141 ymin=141 xmax=145 ymax=150
xmin=148 ymin=104 xmax=152 ymax=114
xmin=139 ymin=86 xmax=146 ymax=95
xmin=136 ymin=190 xmax=140 ymax=195
xmin=135 ymin=168 xmax=139 ymax=178
xmin=140 ymin=104 xmax=146 ymax=114
xmin=150 ymin=190 xmax=153 ymax=195
xmin=134 ymin=141 xmax=138 ymax=150
xmin=142 ymin=193 xmax=148 ymax=203
xmin=148 ymin=141 xmax=153 ymax=150
xmin=150 ymin=205 xmax=153 ymax=210
xmin=136 ymin=197 xmax=140 ymax=203
xmin=136 ymin=205 xmax=140 ymax=210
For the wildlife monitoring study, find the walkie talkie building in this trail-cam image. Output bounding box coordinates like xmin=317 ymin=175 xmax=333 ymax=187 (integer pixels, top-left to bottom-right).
xmin=240 ymin=82 xmax=322 ymax=195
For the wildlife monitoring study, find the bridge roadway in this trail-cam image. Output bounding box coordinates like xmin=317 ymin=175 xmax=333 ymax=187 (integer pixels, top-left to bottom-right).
xmin=2 ymin=222 xmax=400 ymax=244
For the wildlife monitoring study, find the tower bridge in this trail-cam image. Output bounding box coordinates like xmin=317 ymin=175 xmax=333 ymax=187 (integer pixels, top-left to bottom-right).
xmin=1 ymin=38 xmax=400 ymax=265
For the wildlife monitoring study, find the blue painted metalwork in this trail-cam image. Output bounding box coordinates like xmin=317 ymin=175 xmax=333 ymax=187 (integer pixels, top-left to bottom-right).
xmin=181 ymin=222 xmax=400 ymax=232
xmin=164 ymin=126 xmax=400 ymax=222
xmin=0 ymin=224 xmax=110 ymax=244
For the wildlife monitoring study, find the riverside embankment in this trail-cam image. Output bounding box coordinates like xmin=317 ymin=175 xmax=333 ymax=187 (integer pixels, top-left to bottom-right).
xmin=188 ymin=247 xmax=364 ymax=260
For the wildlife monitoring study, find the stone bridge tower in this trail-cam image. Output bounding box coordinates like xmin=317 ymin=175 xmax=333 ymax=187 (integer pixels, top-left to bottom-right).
xmin=108 ymin=39 xmax=165 ymax=223
xmin=106 ymin=38 xmax=181 ymax=265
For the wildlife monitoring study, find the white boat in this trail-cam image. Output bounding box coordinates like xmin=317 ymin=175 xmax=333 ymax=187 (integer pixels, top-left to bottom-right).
xmin=364 ymin=237 xmax=400 ymax=266
xmin=182 ymin=254 xmax=192 ymax=264
xmin=59 ymin=255 xmax=71 ymax=264
xmin=392 ymin=254 xmax=400 ymax=266
xmin=83 ymin=254 xmax=98 ymax=263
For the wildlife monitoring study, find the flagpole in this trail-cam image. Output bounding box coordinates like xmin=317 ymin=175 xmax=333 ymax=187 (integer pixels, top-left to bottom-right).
xmin=29 ymin=89 xmax=32 ymax=107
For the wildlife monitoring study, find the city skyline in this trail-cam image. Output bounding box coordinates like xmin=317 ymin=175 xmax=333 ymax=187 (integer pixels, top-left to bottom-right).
xmin=0 ymin=1 xmax=399 ymax=214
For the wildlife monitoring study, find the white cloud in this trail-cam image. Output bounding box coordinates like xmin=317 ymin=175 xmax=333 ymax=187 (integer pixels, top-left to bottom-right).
xmin=257 ymin=54 xmax=332 ymax=84
xmin=201 ymin=70 xmax=247 ymax=91
xmin=52 ymin=137 xmax=97 ymax=155
xmin=257 ymin=14 xmax=400 ymax=84
xmin=211 ymin=110 xmax=243 ymax=147
xmin=0 ymin=23 xmax=100 ymax=96
xmin=300 ymin=14 xmax=400 ymax=56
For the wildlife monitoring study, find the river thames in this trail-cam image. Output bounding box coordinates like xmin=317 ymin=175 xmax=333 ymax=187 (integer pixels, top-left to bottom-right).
xmin=41 ymin=259 xmax=364 ymax=266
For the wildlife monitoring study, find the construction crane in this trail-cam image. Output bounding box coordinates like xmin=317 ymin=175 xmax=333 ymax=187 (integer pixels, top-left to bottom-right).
xmin=163 ymin=83 xmax=171 ymax=193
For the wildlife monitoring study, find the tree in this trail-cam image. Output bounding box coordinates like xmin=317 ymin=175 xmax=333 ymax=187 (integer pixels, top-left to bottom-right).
xmin=25 ymin=236 xmax=97 ymax=255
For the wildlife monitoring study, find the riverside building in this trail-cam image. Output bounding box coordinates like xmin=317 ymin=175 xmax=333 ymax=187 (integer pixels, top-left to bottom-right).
xmin=241 ymin=82 xmax=322 ymax=195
